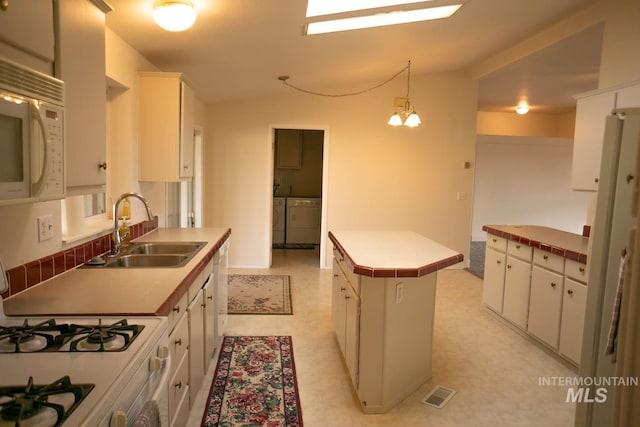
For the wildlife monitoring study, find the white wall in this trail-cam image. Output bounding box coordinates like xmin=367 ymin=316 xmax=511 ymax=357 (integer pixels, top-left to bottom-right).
xmin=204 ymin=72 xmax=478 ymax=268
xmin=471 ymin=135 xmax=591 ymax=240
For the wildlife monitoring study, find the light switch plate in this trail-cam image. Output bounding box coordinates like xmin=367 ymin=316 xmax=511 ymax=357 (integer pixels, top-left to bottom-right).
xmin=37 ymin=215 xmax=54 ymax=242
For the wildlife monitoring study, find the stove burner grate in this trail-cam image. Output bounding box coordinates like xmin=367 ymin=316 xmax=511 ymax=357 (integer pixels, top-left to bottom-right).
xmin=0 ymin=320 xmax=70 ymax=353
xmin=0 ymin=376 xmax=94 ymax=426
xmin=57 ymin=319 xmax=144 ymax=352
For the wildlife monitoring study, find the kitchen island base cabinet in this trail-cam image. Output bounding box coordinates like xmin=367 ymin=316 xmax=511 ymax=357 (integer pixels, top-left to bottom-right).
xmin=501 ymin=256 xmax=531 ymax=329
xmin=559 ymin=279 xmax=587 ymax=364
xmin=482 ymin=246 xmax=506 ymax=313
xmin=527 ymin=266 xmax=563 ymax=349
xmin=357 ymin=274 xmax=437 ymax=414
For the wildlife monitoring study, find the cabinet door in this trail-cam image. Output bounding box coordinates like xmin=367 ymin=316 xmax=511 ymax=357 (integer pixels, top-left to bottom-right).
xmin=180 ymin=81 xmax=195 ymax=178
xmin=188 ymin=290 xmax=205 ymax=407
xmin=203 ymin=276 xmax=216 ymax=372
xmin=333 ymin=268 xmax=348 ymax=355
xmin=482 ymin=246 xmax=506 ymax=313
xmin=0 ymin=0 xmax=54 ymax=71
xmin=344 ymin=283 xmax=360 ymax=388
xmin=57 ymin=0 xmax=107 ymax=190
xmin=502 ymin=256 xmax=531 ymax=329
xmin=559 ymin=279 xmax=587 ymax=365
xmin=571 ymin=90 xmax=616 ymax=191
xmin=528 ymin=266 xmax=563 ymax=349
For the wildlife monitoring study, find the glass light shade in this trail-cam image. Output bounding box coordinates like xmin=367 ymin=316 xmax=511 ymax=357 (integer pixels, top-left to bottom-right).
xmin=153 ymin=0 xmax=196 ymax=32
xmin=404 ymin=111 xmax=421 ymax=127
xmin=388 ymin=113 xmax=403 ymax=126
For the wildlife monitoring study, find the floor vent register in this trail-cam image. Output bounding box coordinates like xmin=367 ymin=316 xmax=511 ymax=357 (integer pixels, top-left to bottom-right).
xmin=422 ymin=386 xmax=456 ymax=409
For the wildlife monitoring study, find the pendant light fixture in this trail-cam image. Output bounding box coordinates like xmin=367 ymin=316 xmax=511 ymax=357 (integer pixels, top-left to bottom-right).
xmin=153 ymin=0 xmax=196 ymax=32
xmin=388 ymin=60 xmax=421 ymax=127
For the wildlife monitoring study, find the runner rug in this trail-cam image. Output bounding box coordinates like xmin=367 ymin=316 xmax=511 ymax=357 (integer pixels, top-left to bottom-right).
xmin=201 ymin=336 xmax=303 ymax=427
xmin=228 ymin=274 xmax=293 ymax=315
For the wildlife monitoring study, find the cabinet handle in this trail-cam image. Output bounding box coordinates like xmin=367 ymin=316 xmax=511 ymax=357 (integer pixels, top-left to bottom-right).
xmin=333 ymin=274 xmax=339 ymax=277
xmin=345 ymin=295 xmax=351 ymax=300
xmin=567 ymin=289 xmax=574 ymax=296
xmin=340 ymin=287 xmax=346 ymax=292
xmin=184 ymin=165 xmax=189 ymax=170
xmin=173 ymin=306 xmax=180 ymax=313
xmin=543 ymin=255 xmax=549 ymax=260
xmin=627 ymin=173 xmax=635 ymax=184
xmin=496 ymin=260 xmax=501 ymax=265
xmin=550 ymin=282 xmax=556 ymax=288
xmin=207 ymin=295 xmax=213 ymax=300
xmin=579 ymin=267 xmax=585 ymax=273
xmin=175 ymin=338 xmax=182 ymax=346
xmin=174 ymin=381 xmax=182 ymax=389
xmin=515 ymin=244 xmax=521 ymax=249
xmin=594 ymin=177 xmax=599 ymax=183
xmin=98 ymin=162 xmax=107 ymax=170
xmin=492 ymin=238 xmax=497 ymax=243
xmin=507 ymin=264 xmax=512 ymax=269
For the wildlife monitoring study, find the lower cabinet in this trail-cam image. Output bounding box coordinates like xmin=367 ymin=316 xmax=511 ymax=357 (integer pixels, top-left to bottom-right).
xmin=332 ymin=258 xmax=359 ymax=386
xmin=168 ymin=314 xmax=189 ymax=427
xmin=528 ymin=266 xmax=563 ymax=349
xmin=203 ymin=275 xmax=216 ymax=373
xmin=559 ymin=278 xmax=588 ymax=364
xmin=502 ymin=256 xmax=531 ymax=329
xmin=188 ymin=289 xmax=205 ymax=408
xmin=482 ymin=246 xmax=506 ymax=313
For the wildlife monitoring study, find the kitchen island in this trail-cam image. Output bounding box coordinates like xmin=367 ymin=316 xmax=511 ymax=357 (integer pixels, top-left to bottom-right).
xmin=328 ymin=230 xmax=463 ymax=414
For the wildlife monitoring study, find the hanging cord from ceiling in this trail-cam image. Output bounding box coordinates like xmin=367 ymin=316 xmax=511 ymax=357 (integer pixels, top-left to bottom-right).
xmin=277 ymin=61 xmax=411 ymax=97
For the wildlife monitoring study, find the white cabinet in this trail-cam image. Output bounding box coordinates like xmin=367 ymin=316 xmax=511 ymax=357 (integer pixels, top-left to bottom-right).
xmin=482 ymin=246 xmax=506 ymax=313
xmin=139 ymin=72 xmax=196 ymax=181
xmin=331 ymin=257 xmax=359 ymax=386
xmin=528 ymin=266 xmax=563 ymax=349
xmin=56 ymin=0 xmax=109 ymax=192
xmin=571 ymin=81 xmax=640 ymax=191
xmin=502 ymin=255 xmax=531 ymax=329
xmin=559 ymin=278 xmax=588 ymax=365
xmin=203 ymin=275 xmax=216 ymax=373
xmin=0 ymin=0 xmax=54 ymax=72
xmin=168 ymin=313 xmax=189 ymax=427
xmin=188 ymin=289 xmax=205 ymax=408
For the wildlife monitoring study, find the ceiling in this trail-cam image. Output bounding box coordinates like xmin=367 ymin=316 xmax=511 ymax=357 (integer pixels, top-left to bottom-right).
xmin=105 ymin=0 xmax=604 ymax=113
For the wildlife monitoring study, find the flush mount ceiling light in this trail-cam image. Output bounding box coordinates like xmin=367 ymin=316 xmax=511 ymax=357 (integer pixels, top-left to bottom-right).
xmin=388 ymin=60 xmax=421 ymax=128
xmin=304 ymin=4 xmax=462 ymax=35
xmin=153 ymin=0 xmax=196 ymax=32
xmin=516 ymin=101 xmax=530 ymax=115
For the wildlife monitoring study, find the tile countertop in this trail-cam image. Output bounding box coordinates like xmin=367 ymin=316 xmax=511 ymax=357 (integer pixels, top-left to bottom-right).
xmin=328 ymin=230 xmax=463 ymax=278
xmin=2 ymin=228 xmax=231 ymax=317
xmin=482 ymin=225 xmax=589 ymax=263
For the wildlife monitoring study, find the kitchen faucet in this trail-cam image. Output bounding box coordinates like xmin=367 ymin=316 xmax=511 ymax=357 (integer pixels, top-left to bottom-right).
xmin=110 ymin=192 xmax=154 ymax=256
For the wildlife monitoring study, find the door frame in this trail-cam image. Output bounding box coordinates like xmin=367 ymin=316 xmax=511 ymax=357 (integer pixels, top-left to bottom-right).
xmin=268 ymin=124 xmax=330 ymax=268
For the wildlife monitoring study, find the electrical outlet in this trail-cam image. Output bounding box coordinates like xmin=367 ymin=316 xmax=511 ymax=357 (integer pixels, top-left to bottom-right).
xmin=395 ymin=282 xmax=404 ymax=304
xmin=456 ymin=191 xmax=467 ymax=201
xmin=37 ymin=215 xmax=54 ymax=242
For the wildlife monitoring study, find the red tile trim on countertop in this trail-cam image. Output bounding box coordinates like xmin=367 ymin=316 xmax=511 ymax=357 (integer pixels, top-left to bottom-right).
xmin=482 ymin=225 xmax=588 ymax=264
xmin=1 ymin=217 xmax=159 ymax=300
xmin=328 ymin=232 xmax=464 ymax=278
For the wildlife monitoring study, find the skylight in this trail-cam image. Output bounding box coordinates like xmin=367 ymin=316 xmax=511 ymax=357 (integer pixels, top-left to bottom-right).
xmin=304 ymin=4 xmax=462 ymax=35
xmin=305 ymin=0 xmax=435 ymax=17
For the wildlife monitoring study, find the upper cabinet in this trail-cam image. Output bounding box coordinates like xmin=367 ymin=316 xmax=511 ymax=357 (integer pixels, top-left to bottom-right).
xmin=0 ymin=0 xmax=55 ymax=73
xmin=571 ymin=81 xmax=640 ymax=191
xmin=139 ymin=72 xmax=196 ymax=181
xmin=56 ymin=0 xmax=111 ymax=194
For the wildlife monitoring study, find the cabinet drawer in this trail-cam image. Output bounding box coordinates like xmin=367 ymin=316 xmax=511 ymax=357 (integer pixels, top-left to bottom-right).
xmin=486 ymin=235 xmax=507 ymax=252
xmin=168 ymin=293 xmax=188 ymax=333
xmin=169 ymin=351 xmax=189 ymax=427
xmin=565 ymin=259 xmax=588 ymax=283
xmin=533 ymin=249 xmax=564 ymax=273
xmin=168 ymin=314 xmax=189 ymax=377
xmin=507 ymin=240 xmax=533 ymax=261
xmin=333 ymin=247 xmax=360 ymax=295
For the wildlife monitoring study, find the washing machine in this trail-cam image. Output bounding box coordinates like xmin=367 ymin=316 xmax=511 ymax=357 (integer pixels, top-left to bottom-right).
xmin=273 ymin=197 xmax=286 ymax=244
xmin=286 ymin=197 xmax=321 ymax=244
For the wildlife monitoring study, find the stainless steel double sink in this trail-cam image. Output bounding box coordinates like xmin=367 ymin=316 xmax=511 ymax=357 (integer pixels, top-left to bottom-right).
xmin=85 ymin=241 xmax=206 ymax=268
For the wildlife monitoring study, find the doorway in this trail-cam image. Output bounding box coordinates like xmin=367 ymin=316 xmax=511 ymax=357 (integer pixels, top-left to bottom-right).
xmin=271 ymin=128 xmax=326 ymax=267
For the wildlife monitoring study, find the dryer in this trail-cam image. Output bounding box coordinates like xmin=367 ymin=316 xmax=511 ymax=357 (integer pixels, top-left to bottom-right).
xmin=286 ymin=197 xmax=321 ymax=244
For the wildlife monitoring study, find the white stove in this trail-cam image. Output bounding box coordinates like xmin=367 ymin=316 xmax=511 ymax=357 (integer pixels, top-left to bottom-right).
xmin=0 ymin=260 xmax=170 ymax=426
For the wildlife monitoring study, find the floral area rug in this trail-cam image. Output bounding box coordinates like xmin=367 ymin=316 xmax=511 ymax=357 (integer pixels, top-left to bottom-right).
xmin=228 ymin=274 xmax=293 ymax=315
xmin=201 ymin=336 xmax=303 ymax=427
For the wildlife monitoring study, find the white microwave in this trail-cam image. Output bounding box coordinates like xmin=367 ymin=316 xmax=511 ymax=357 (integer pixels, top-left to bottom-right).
xmin=0 ymin=56 xmax=65 ymax=205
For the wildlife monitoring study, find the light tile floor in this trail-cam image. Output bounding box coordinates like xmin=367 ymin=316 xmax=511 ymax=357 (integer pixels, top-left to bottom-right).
xmin=189 ymin=248 xmax=577 ymax=426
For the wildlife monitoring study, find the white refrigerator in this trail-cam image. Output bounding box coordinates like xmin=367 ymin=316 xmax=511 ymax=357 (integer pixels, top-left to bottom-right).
xmin=577 ymin=108 xmax=640 ymax=427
